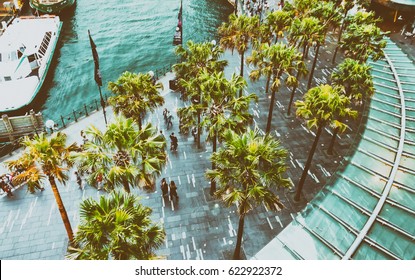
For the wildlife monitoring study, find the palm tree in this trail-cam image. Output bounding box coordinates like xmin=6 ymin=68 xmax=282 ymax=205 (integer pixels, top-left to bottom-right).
xmin=107 ymin=71 xmax=164 ymax=130
xmin=6 ymin=132 xmax=78 ymax=243
xmin=198 ymin=71 xmax=257 ymax=194
xmin=306 ymin=1 xmax=342 ymax=89
xmin=288 ymin=17 xmax=321 ymax=60
xmin=327 ymin=58 xmax=374 ymax=154
xmin=173 ymin=40 xmax=228 ymax=148
xmin=206 ymin=128 xmax=290 ymax=259
xmin=294 ymin=84 xmax=357 ymax=201
xmin=72 ymin=116 xmax=166 ymax=193
xmin=219 ymin=13 xmax=259 ymax=97
xmin=248 ymin=42 xmax=302 ymax=133
xmin=67 ymin=191 xmax=165 ymax=260
xmin=332 ymin=10 xmax=382 ymax=63
xmin=263 ymin=9 xmax=294 ymax=44
xmin=340 ymin=22 xmax=387 ymax=64
xmin=287 ymin=59 xmax=308 ymax=116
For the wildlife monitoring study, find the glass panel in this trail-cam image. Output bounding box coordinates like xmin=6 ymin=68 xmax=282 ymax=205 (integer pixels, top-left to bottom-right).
xmin=405 ymin=119 xmax=415 ymax=129
xmin=394 ymin=168 xmax=415 ymax=190
xmin=402 ymin=83 xmax=415 ymax=91
xmin=362 ymin=128 xmax=399 ymax=148
xmin=367 ymin=222 xmax=415 ymax=259
xmin=318 ymin=190 xmax=369 ymax=231
xmin=374 ymin=85 xmax=399 ymax=96
xmin=328 ymin=178 xmax=378 ymax=212
xmin=375 ymin=92 xmax=400 ymax=105
xmin=371 ymin=100 xmax=401 ymax=115
xmin=405 ymin=131 xmax=415 ymax=142
xmin=368 ymin=110 xmax=401 ymax=126
xmin=358 ymin=138 xmax=397 ymax=162
xmin=399 ymin=153 xmax=415 ymax=170
xmin=366 ymin=118 xmax=400 ymax=136
xmin=342 ymin=163 xmax=386 ymax=195
xmin=374 ymin=78 xmax=397 ymax=88
xmin=378 ymin=203 xmax=415 ymax=236
xmin=406 ymin=109 xmax=415 ymax=118
xmin=352 ymin=242 xmax=392 ymax=260
xmin=301 ymin=208 xmax=354 ymax=254
xmin=389 ymin=184 xmax=415 ymax=212
xmin=353 ymin=149 xmax=393 ymax=176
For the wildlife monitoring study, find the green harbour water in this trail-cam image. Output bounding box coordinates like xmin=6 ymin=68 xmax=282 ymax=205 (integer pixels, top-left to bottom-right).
xmin=36 ymin=0 xmax=233 ymax=123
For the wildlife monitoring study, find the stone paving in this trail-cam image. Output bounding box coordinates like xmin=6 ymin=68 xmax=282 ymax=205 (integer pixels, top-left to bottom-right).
xmin=1 ymin=6 xmax=411 ymax=260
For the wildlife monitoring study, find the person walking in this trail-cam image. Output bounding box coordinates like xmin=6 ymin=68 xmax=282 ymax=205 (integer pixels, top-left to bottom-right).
xmin=166 ymin=111 xmax=173 ymax=128
xmin=96 ymin=173 xmax=103 ymax=191
xmin=75 ymin=171 xmax=83 ymax=190
xmin=169 ymin=132 xmax=178 ymax=151
xmin=160 ymin=178 xmax=169 ymax=197
xmin=0 ymin=180 xmax=13 ymax=197
xmin=169 ymin=180 xmax=179 ymax=201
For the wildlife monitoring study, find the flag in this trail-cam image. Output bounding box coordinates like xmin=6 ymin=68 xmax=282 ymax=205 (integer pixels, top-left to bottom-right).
xmin=178 ymin=1 xmax=182 ymax=20
xmin=88 ymin=30 xmax=102 ymax=86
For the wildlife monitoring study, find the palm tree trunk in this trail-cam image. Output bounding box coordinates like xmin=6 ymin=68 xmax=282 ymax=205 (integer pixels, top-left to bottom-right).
xmin=307 ymin=42 xmax=321 ymax=90
xmin=210 ymin=132 xmax=217 ymax=196
xmin=302 ymin=44 xmax=307 ymax=59
xmin=48 ymin=175 xmax=74 ymax=243
xmin=327 ymin=126 xmax=339 ymax=155
xmin=332 ymin=20 xmax=346 ymax=64
xmin=122 ymin=177 xmax=131 ymax=193
xmin=265 ymin=72 xmax=271 ymax=94
xmin=197 ymin=111 xmax=201 ymax=149
xmin=266 ymin=87 xmax=277 ymax=134
xmin=233 ymin=213 xmax=245 ymax=260
xmin=234 ymin=0 xmax=238 ymax=14
xmin=294 ymin=125 xmax=323 ymax=201
xmin=239 ymin=51 xmax=245 ymax=97
xmin=287 ymin=70 xmax=301 ymax=116
xmin=137 ymin=115 xmax=142 ymax=131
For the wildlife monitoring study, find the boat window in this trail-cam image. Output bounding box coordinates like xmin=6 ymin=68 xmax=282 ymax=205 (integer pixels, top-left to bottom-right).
xmin=28 ymin=54 xmax=37 ymax=62
xmin=9 ymin=51 xmax=17 ymax=61
xmin=4 ymin=76 xmax=12 ymax=81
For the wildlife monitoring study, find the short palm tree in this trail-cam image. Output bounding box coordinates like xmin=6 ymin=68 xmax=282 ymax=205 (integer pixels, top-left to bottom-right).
xmin=263 ymin=9 xmax=294 ymax=44
xmin=6 ymin=132 xmax=78 ymax=243
xmin=108 ymin=71 xmax=164 ymax=130
xmin=340 ymin=22 xmax=387 ymax=64
xmin=206 ymin=128 xmax=290 ymax=260
xmin=72 ymin=116 xmax=166 ymax=193
xmin=248 ymin=42 xmax=302 ymax=133
xmin=66 ymin=191 xmax=165 ymax=260
xmin=219 ymin=13 xmax=259 ymax=97
xmin=328 ymin=58 xmax=374 ymax=154
xmin=294 ymin=84 xmax=357 ymax=201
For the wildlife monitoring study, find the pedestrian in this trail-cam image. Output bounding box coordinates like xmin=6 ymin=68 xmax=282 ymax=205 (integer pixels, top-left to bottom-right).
xmin=167 ymin=111 xmax=173 ymax=128
xmin=163 ymin=108 xmax=168 ymax=122
xmin=169 ymin=180 xmax=179 ymax=201
xmin=191 ymin=126 xmax=197 ymax=141
xmin=170 ymin=132 xmax=178 ymax=151
xmin=3 ymin=173 xmax=15 ymax=189
xmin=75 ymin=171 xmax=83 ymax=190
xmin=96 ymin=173 xmax=103 ymax=191
xmin=160 ymin=178 xmax=169 ymax=197
xmin=0 ymin=180 xmax=13 ymax=197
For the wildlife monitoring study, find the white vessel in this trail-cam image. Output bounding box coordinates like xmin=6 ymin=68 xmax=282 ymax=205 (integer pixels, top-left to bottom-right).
xmin=0 ymin=15 xmax=62 ymax=112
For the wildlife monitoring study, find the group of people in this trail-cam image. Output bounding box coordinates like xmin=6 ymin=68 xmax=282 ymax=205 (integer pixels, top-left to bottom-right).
xmin=163 ymin=108 xmax=174 ymax=129
xmin=160 ymin=178 xmax=179 ymax=201
xmin=1 ymin=173 xmax=15 ymax=197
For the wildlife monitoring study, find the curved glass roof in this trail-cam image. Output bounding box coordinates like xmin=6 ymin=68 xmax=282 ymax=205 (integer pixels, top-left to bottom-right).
xmin=253 ymin=38 xmax=415 ymax=260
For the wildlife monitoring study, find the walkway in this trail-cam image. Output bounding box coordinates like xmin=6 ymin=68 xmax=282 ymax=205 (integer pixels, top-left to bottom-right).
xmin=253 ymin=38 xmax=415 ymax=260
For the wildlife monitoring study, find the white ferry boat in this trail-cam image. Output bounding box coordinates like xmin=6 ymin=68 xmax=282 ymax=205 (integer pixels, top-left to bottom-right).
xmin=0 ymin=15 xmax=62 ymax=112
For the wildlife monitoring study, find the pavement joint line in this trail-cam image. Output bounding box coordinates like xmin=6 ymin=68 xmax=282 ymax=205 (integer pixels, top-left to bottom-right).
xmin=275 ymin=216 xmax=283 ymax=228
xmin=192 ymin=236 xmax=196 ymax=251
xmin=47 ymin=203 xmax=55 ymax=226
xmin=266 ymin=217 xmax=273 ymax=230
xmin=187 ymin=174 xmax=190 ymax=184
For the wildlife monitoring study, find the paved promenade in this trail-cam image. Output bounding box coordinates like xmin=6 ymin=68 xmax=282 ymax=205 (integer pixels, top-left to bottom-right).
xmin=6 ymin=4 xmax=413 ymax=259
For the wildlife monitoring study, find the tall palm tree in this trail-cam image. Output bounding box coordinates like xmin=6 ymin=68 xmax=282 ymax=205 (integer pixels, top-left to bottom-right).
xmin=306 ymin=1 xmax=342 ymax=89
xmin=198 ymin=71 xmax=257 ymax=194
xmin=287 ymin=59 xmax=308 ymax=116
xmin=72 ymin=116 xmax=166 ymax=193
xmin=206 ymin=128 xmax=289 ymax=259
xmin=263 ymin=9 xmax=294 ymax=44
xmin=327 ymin=58 xmax=374 ymax=154
xmin=219 ymin=13 xmax=259 ymax=97
xmin=288 ymin=17 xmax=321 ymax=60
xmin=67 ymin=191 xmax=165 ymax=260
xmin=6 ymin=132 xmax=78 ymax=243
xmin=294 ymin=84 xmax=357 ymax=201
xmin=248 ymin=42 xmax=302 ymax=133
xmin=107 ymin=71 xmax=164 ymax=130
xmin=173 ymin=40 xmax=228 ymax=148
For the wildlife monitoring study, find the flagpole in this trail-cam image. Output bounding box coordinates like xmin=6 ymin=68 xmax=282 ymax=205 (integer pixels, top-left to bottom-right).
xmin=88 ymin=30 xmax=107 ymax=126
xmin=98 ymin=84 xmax=108 ymax=126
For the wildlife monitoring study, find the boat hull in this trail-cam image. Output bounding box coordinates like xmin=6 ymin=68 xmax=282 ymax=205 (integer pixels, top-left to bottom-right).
xmin=29 ymin=0 xmax=75 ymax=14
xmin=0 ymin=16 xmax=62 ymax=113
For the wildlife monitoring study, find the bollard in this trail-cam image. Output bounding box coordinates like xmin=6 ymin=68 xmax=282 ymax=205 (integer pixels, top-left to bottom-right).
xmin=95 ymin=99 xmax=99 ymax=111
xmin=73 ymin=110 xmax=78 ymax=122
xmin=84 ymin=104 xmax=89 ymax=116
xmin=60 ymin=115 xmax=66 ymax=128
